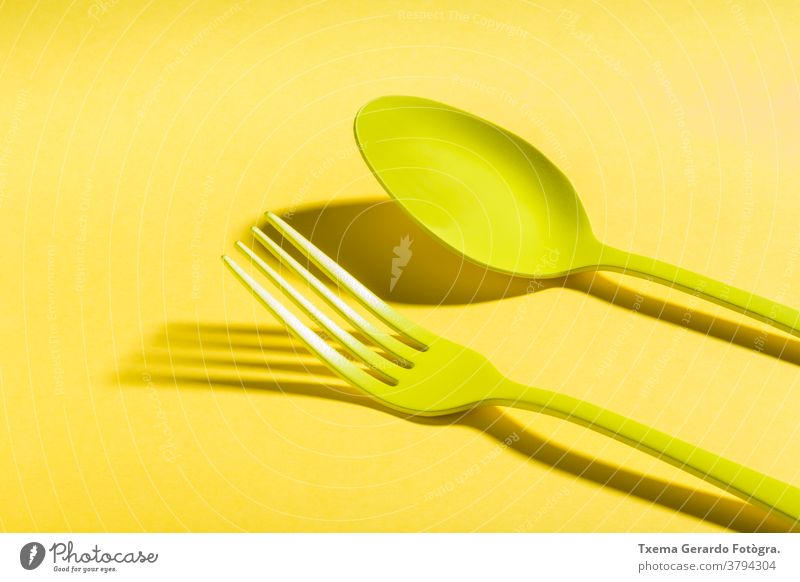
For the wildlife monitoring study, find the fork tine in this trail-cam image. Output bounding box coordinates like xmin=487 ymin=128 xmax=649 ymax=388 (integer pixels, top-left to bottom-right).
xmin=265 ymin=211 xmax=434 ymax=348
xmin=233 ymin=242 xmax=400 ymax=384
xmin=222 ymin=255 xmax=390 ymax=390
xmin=251 ymin=226 xmax=418 ymax=363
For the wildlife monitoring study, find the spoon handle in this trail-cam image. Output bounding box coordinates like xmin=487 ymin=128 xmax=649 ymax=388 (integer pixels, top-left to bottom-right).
xmin=507 ymin=382 xmax=800 ymax=526
xmin=599 ymin=246 xmax=800 ymax=338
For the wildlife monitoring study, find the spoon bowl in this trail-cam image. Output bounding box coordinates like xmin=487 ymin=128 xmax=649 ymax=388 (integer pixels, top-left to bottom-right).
xmin=354 ymin=96 xmax=601 ymax=277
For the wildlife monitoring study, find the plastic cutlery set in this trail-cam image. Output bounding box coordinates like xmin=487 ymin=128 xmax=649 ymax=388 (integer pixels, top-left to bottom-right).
xmin=223 ymin=96 xmax=800 ymax=526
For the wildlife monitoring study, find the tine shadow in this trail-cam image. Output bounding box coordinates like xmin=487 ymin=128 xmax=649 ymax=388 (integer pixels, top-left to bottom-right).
xmin=130 ymin=322 xmax=797 ymax=532
xmin=252 ymin=198 xmax=800 ymax=366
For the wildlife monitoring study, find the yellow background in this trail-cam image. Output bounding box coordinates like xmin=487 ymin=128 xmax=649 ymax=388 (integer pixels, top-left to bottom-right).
xmin=2 ymin=0 xmax=799 ymax=532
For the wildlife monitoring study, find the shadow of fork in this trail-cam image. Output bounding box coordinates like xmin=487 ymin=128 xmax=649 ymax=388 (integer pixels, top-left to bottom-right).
xmin=127 ymin=322 xmax=798 ymax=532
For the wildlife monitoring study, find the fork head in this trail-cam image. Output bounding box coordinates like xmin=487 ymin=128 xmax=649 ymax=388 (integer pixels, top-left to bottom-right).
xmin=222 ymin=211 xmax=515 ymax=416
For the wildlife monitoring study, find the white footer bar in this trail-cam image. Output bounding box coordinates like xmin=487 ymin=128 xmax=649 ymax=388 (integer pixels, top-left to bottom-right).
xmin=1 ymin=533 xmax=798 ymax=581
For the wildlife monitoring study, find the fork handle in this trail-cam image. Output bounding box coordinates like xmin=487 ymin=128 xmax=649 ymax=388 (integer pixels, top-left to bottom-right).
xmin=598 ymin=245 xmax=800 ymax=339
xmin=507 ymin=384 xmax=800 ymax=525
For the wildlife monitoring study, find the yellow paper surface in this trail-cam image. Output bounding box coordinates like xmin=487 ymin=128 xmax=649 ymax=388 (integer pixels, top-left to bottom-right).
xmin=1 ymin=0 xmax=799 ymax=532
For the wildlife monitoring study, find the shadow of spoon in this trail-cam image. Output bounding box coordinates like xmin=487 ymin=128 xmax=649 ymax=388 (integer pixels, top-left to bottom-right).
xmin=258 ymin=198 xmax=800 ymax=366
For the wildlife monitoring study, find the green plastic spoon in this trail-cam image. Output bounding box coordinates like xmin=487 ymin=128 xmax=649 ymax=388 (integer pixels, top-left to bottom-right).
xmin=354 ymin=95 xmax=800 ymax=337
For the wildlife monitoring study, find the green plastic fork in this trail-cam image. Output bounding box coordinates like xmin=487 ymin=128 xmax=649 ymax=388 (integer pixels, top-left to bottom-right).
xmin=222 ymin=211 xmax=800 ymax=526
